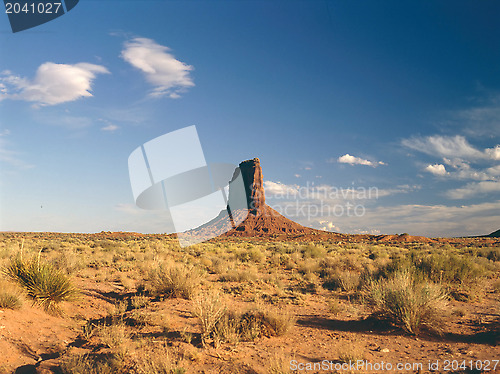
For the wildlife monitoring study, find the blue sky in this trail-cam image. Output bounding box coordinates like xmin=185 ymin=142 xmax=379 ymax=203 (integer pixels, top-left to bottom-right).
xmin=0 ymin=0 xmax=499 ymax=237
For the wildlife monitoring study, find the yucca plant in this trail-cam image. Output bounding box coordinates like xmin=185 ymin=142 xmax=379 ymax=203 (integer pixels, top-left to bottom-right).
xmin=4 ymin=251 xmax=77 ymax=314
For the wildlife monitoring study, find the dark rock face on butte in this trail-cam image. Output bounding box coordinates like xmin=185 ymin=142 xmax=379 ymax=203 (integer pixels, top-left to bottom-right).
xmin=189 ymin=158 xmax=326 ymax=239
xmin=238 ymin=158 xmax=265 ymax=214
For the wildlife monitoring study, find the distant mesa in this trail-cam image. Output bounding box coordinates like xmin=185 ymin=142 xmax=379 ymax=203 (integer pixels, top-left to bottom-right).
xmin=184 ymin=157 xmax=332 ymax=240
xmin=182 ymin=158 xmax=497 ymax=244
xmin=487 ymin=229 xmax=500 ymax=237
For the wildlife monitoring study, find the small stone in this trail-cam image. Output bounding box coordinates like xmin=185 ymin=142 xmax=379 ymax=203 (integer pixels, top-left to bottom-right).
xmin=381 ymin=348 xmax=390 ymax=353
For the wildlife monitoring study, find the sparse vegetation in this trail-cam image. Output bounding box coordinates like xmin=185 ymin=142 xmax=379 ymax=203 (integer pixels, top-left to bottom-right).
xmin=0 ymin=233 xmax=498 ymax=373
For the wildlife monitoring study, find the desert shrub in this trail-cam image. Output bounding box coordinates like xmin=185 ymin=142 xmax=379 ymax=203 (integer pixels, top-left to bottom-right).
xmin=133 ymin=348 xmax=186 ymax=374
xmin=318 ymin=257 xmax=342 ymax=278
xmin=60 ymin=353 xmax=127 ymax=374
xmin=150 ymin=262 xmax=201 ymax=299
xmin=486 ymin=248 xmax=500 ymax=262
xmin=236 ymin=247 xmax=265 ymax=263
xmin=338 ymin=343 xmax=365 ymax=364
xmin=94 ymin=239 xmax=122 ymax=252
xmin=4 ymin=254 xmax=77 ymax=313
xmin=193 ymin=290 xmax=295 ymax=347
xmin=260 ymin=306 xmax=295 ymax=336
xmin=268 ymin=349 xmax=293 ymax=374
xmin=370 ymin=251 xmax=490 ymax=302
xmin=130 ymin=295 xmax=149 ymax=309
xmin=0 ymin=280 xmax=23 ymax=309
xmin=322 ymin=271 xmax=361 ymax=292
xmin=51 ymin=250 xmax=83 ymax=274
xmin=471 ymin=247 xmax=500 ymax=262
xmin=219 ymin=268 xmax=258 ymax=282
xmin=417 ymin=253 xmax=486 ymax=284
xmin=212 ymin=307 xmax=295 ymax=345
xmin=364 ymin=270 xmax=447 ymax=335
xmin=493 ymin=279 xmax=500 ymax=294
xmin=302 ymin=244 xmax=326 ymax=259
xmin=192 ymin=290 xmax=227 ymax=345
xmin=97 ymin=322 xmax=131 ymax=355
xmin=297 ymin=258 xmax=320 ymax=274
xmin=213 ymin=309 xmax=243 ymax=345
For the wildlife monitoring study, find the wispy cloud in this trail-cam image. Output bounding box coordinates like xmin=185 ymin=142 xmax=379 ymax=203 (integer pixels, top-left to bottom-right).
xmin=121 ymin=37 xmax=194 ymax=99
xmin=402 ymin=135 xmax=500 ymax=161
xmin=264 ymin=180 xmax=415 ymax=203
xmin=101 ymin=124 xmax=119 ymax=132
xmin=405 ymin=134 xmax=500 ymax=198
xmin=304 ymin=200 xmax=500 ymax=237
xmin=452 ymin=95 xmax=500 ymax=138
xmin=0 ymin=129 xmax=34 ymax=169
xmin=99 ymin=119 xmax=119 ymax=132
xmin=263 ymin=179 xmax=498 ymax=237
xmin=0 ymin=63 xmax=109 ymax=107
xmin=447 ymin=181 xmax=500 ymax=199
xmin=334 ymin=154 xmax=386 ymax=167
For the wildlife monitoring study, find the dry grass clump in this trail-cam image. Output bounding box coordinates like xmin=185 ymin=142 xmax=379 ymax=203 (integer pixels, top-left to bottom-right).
xmin=236 ymin=246 xmax=266 ymax=263
xmin=192 ymin=289 xmax=226 ymax=345
xmin=0 ymin=280 xmax=23 ymax=309
xmin=97 ymin=322 xmax=131 ymax=350
xmin=150 ymin=262 xmax=202 ymax=299
xmin=369 ymin=250 xmax=493 ymax=302
xmin=4 ymin=253 xmax=77 ymax=314
xmin=133 ymin=348 xmax=186 ymax=374
xmin=268 ymin=349 xmax=293 ymax=374
xmin=327 ymin=299 xmax=346 ymax=316
xmin=417 ymin=253 xmax=486 ymax=284
xmin=338 ymin=342 xmax=365 ymax=364
xmin=364 ymin=270 xmax=447 ymax=335
xmin=60 ymin=352 xmax=128 ymax=374
xmin=302 ymin=244 xmax=327 ymax=259
xmin=323 ymin=271 xmax=361 ymax=292
xmin=192 ymin=290 xmax=295 ymax=347
xmin=219 ymin=267 xmax=258 ymax=282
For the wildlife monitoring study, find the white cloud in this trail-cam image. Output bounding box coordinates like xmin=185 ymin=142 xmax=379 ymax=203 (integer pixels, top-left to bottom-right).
xmin=447 ymin=181 xmax=500 ymax=199
xmin=335 ymin=154 xmax=385 ymax=167
xmin=424 ymin=163 xmax=447 ymax=176
xmin=99 ymin=119 xmax=119 ymax=132
xmin=264 ymin=181 xmax=299 ymax=197
xmin=121 ymin=37 xmax=194 ymax=98
xmin=101 ymin=124 xmax=119 ymax=132
xmin=0 ymin=62 xmax=109 ymax=106
xmin=402 ymin=135 xmax=499 ymax=161
xmin=485 ymin=145 xmax=500 ymax=160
